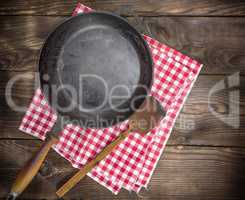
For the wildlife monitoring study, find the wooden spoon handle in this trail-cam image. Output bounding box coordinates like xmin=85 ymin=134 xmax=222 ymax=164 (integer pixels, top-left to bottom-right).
xmin=56 ymin=129 xmax=130 ymax=198
xmin=8 ymin=136 xmax=58 ymax=199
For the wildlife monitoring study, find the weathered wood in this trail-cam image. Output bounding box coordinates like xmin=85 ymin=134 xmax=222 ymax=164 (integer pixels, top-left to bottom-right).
xmin=1 ymin=0 xmax=245 ymax=16
xmin=0 ymin=1 xmax=244 ymax=200
xmin=0 ymin=0 xmax=245 ymax=200
xmin=0 ymin=16 xmax=62 ymax=71
xmin=0 ymin=140 xmax=245 ymax=199
xmin=0 ymin=71 xmax=244 ymax=147
xmin=0 ymin=71 xmax=34 ymax=140
xmin=0 ymin=140 xmax=69 ymax=200
xmin=9 ymin=136 xmax=58 ymax=199
xmin=171 ymin=74 xmax=245 ymax=147
xmin=1 ymin=16 xmax=245 ymax=74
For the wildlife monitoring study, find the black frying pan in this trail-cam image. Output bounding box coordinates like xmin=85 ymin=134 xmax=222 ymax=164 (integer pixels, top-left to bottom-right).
xmin=8 ymin=12 xmax=153 ymax=199
xmin=40 ymin=11 xmax=153 ymax=127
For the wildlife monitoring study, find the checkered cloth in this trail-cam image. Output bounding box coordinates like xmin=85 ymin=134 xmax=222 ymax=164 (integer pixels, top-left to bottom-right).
xmin=19 ymin=3 xmax=203 ymax=194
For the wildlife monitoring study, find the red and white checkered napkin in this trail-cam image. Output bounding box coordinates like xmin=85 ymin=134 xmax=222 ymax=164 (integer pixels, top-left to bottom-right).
xmin=19 ymin=3 xmax=203 ymax=194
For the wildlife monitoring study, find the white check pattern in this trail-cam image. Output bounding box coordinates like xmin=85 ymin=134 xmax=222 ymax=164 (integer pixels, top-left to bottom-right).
xmin=19 ymin=3 xmax=203 ymax=194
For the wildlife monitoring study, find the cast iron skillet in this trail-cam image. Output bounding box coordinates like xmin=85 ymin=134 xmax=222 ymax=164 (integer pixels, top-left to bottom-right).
xmin=8 ymin=11 xmax=153 ymax=199
xmin=40 ymin=11 xmax=153 ymax=127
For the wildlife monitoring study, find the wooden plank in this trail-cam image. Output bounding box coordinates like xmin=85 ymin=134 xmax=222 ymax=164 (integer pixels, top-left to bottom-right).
xmin=171 ymin=74 xmax=244 ymax=147
xmin=0 ymin=71 xmax=35 ymax=140
xmin=1 ymin=0 xmax=245 ymax=16
xmin=1 ymin=16 xmax=245 ymax=74
xmin=0 ymin=16 xmax=62 ymax=72
xmin=1 ymin=140 xmax=245 ymax=199
xmin=0 ymin=71 xmax=244 ymax=147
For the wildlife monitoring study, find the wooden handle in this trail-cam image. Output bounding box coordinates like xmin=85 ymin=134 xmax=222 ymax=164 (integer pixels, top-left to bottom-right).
xmin=56 ymin=129 xmax=131 ymax=198
xmin=9 ymin=136 xmax=58 ymax=199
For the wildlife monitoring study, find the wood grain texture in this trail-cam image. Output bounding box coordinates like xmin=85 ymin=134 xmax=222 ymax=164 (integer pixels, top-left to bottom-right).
xmin=1 ymin=0 xmax=245 ymax=16
xmin=0 ymin=71 xmax=244 ymax=147
xmin=9 ymin=136 xmax=58 ymax=198
xmin=1 ymin=16 xmax=245 ymax=74
xmin=0 ymin=140 xmax=245 ymax=199
xmin=0 ymin=16 xmax=62 ymax=72
xmin=1 ymin=1 xmax=245 ymax=199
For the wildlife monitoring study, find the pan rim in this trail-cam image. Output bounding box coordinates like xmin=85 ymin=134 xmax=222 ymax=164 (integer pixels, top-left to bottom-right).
xmin=38 ymin=11 xmax=153 ymax=127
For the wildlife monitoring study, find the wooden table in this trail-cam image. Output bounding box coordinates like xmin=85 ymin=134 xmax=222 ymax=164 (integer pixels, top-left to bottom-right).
xmin=0 ymin=1 xmax=245 ymax=199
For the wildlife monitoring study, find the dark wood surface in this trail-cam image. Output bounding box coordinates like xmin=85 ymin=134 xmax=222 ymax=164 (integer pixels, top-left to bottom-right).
xmin=1 ymin=16 xmax=245 ymax=74
xmin=1 ymin=0 xmax=245 ymax=16
xmin=0 ymin=1 xmax=244 ymax=200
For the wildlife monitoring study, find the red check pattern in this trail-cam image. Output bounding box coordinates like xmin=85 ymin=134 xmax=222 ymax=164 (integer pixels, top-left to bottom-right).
xmin=19 ymin=3 xmax=203 ymax=194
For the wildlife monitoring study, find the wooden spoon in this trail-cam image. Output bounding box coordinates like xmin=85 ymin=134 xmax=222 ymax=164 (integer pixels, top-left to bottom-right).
xmin=56 ymin=96 xmax=165 ymax=198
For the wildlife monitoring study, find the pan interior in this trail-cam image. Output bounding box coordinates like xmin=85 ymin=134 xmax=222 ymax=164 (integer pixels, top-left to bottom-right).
xmin=61 ymin=24 xmax=140 ymax=110
xmin=39 ymin=13 xmax=152 ymax=128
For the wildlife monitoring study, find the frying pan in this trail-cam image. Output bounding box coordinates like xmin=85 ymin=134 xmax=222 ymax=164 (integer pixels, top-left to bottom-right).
xmin=8 ymin=12 xmax=153 ymax=199
xmin=40 ymin=11 xmax=153 ymax=126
